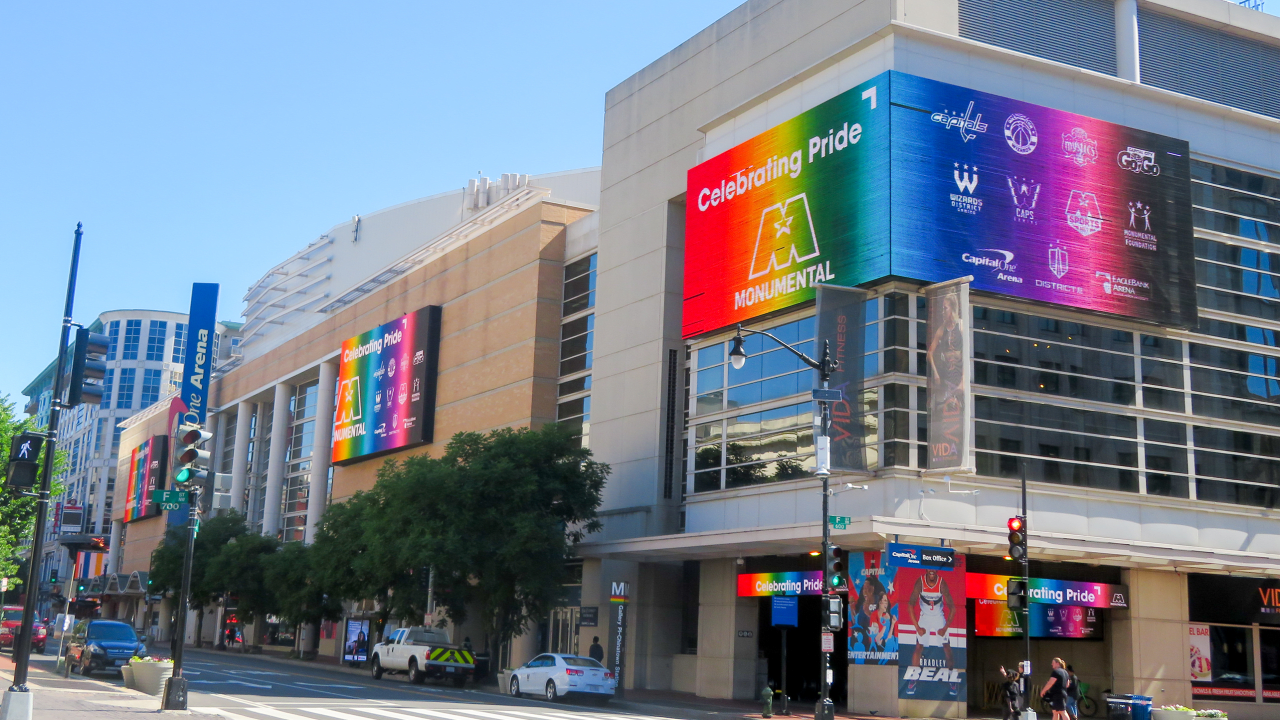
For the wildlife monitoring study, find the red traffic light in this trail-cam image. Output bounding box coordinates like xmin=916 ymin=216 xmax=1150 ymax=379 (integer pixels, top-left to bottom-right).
xmin=1008 ymin=517 xmax=1024 ymax=532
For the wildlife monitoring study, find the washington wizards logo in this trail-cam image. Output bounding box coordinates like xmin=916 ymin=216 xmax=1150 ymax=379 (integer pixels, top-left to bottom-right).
xmin=1003 ymin=114 xmax=1038 ymax=155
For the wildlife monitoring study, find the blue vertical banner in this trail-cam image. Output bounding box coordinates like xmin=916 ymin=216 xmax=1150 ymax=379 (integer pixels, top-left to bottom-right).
xmin=180 ymin=283 xmax=220 ymax=426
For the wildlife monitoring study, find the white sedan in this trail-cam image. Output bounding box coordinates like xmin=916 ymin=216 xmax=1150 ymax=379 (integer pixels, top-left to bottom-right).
xmin=509 ymin=652 xmax=616 ymax=703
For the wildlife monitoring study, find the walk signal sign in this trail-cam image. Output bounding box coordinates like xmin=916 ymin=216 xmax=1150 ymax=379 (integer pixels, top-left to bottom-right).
xmin=6 ymin=433 xmax=44 ymax=489
xmin=823 ymin=594 xmax=843 ymax=630
xmin=1007 ymin=578 xmax=1028 ymax=610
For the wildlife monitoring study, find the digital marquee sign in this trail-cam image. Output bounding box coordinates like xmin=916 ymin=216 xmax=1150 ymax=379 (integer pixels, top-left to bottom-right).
xmin=331 ymin=306 xmax=442 ymax=465
xmin=683 ymin=71 xmax=1196 ymax=338
xmin=123 ymin=436 xmax=167 ymax=523
xmin=736 ymin=571 xmax=825 ymax=597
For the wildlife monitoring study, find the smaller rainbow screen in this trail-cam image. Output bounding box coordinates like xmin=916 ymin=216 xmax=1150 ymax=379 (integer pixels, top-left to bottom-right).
xmin=737 ymin=571 xmax=825 ymax=597
xmin=123 ymin=436 xmax=167 ymax=523
xmin=331 ymin=306 xmax=442 ymax=464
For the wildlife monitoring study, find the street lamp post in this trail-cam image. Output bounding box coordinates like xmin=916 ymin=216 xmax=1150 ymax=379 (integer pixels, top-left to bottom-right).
xmin=729 ymin=323 xmax=840 ymax=720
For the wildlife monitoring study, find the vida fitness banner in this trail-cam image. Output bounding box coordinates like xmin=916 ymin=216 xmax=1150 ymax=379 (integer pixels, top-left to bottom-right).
xmin=684 ymin=71 xmax=1195 ymax=339
xmin=887 ymin=544 xmax=967 ymax=701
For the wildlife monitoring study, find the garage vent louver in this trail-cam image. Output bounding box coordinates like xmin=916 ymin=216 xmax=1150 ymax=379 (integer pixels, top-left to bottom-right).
xmin=958 ymin=0 xmax=1117 ymax=76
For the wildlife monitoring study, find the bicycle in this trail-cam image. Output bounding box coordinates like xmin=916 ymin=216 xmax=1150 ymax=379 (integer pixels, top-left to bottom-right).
xmin=1036 ymin=682 xmax=1100 ymax=718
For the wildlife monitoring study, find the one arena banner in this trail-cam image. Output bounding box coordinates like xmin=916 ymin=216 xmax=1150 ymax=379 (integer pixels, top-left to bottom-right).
xmin=887 ymin=543 xmax=967 ymax=701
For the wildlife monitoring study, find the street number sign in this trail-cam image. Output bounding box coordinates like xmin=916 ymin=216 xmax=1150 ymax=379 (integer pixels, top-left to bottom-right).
xmin=828 ymin=515 xmax=851 ymax=530
xmin=151 ymin=490 xmax=189 ymax=504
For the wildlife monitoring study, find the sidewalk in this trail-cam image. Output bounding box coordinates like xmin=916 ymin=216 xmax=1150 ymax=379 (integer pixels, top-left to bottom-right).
xmin=0 ymin=650 xmax=170 ymax=719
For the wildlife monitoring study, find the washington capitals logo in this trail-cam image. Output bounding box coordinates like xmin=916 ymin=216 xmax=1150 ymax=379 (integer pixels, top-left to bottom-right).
xmin=930 ymin=101 xmax=988 ymax=142
xmin=749 ymin=194 xmax=819 ymax=279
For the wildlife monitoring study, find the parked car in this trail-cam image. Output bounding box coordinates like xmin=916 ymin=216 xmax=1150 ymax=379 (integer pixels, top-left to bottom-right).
xmin=0 ymin=606 xmax=47 ymax=654
xmin=370 ymin=626 xmax=475 ymax=687
xmin=508 ymin=653 xmax=615 ymax=703
xmin=63 ymin=620 xmax=147 ymax=676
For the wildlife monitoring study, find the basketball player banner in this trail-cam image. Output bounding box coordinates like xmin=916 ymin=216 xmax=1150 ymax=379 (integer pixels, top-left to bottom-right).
xmin=887 ymin=543 xmax=967 ymax=701
xmin=847 ymin=550 xmax=898 ymax=665
xmin=925 ymin=279 xmax=973 ymax=472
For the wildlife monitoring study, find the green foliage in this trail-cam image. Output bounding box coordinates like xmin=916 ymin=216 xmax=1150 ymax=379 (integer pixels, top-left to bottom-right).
xmin=205 ymin=532 xmax=280 ymax=624
xmin=262 ymin=542 xmax=342 ymax=631
xmin=311 ymin=423 xmax=607 ymax=656
xmin=148 ymin=511 xmax=250 ymax=608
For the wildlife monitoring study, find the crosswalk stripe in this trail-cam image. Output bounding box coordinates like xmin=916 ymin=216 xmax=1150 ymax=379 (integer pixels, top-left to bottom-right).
xmin=341 ymin=708 xmax=433 ymax=720
xmin=383 ymin=708 xmax=504 ymax=720
xmin=202 ymin=705 xmax=330 ymax=720
xmin=299 ymin=708 xmax=385 ymax=720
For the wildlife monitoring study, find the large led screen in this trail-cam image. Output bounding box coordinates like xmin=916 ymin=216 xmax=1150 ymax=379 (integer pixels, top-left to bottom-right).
xmin=683 ymin=75 xmax=892 ymax=338
xmin=890 ymin=73 xmax=1195 ymax=327
xmin=683 ymin=71 xmax=1196 ymax=337
xmin=123 ymin=436 xmax=167 ymax=523
xmin=331 ymin=306 xmax=442 ymax=465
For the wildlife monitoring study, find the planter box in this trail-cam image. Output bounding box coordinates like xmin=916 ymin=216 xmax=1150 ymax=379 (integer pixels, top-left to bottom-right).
xmin=1152 ymin=711 xmax=1195 ymax=720
xmin=121 ymin=665 xmax=135 ymax=690
xmin=130 ymin=661 xmax=173 ymax=696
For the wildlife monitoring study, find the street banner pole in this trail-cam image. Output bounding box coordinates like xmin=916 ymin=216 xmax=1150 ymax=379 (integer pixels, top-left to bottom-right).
xmin=1 ymin=224 xmax=85 ymax=720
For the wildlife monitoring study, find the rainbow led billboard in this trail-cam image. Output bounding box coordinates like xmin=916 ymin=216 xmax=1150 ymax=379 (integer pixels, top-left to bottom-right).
xmin=683 ymin=71 xmax=1196 ymax=337
xmin=123 ymin=436 xmax=167 ymax=523
xmin=331 ymin=306 xmax=442 ymax=465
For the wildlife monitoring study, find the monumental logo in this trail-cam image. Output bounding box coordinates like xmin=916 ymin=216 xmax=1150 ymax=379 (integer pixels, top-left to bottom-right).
xmin=931 ymin=101 xmax=988 ymax=142
xmin=1003 ymin=113 xmax=1038 ymax=154
xmin=1007 ymin=176 xmax=1040 ymax=224
xmin=951 ymin=164 xmax=982 ymax=215
xmin=1117 ymin=146 xmax=1161 ymax=176
xmin=736 ymin=193 xmax=836 ymax=310
xmin=1062 ymin=128 xmax=1098 ymax=166
xmin=1124 ymin=201 xmax=1158 ymax=251
xmin=1065 ymin=190 xmax=1103 ymax=236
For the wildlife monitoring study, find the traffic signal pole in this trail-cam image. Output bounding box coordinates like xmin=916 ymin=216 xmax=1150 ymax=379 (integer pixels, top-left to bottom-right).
xmin=2 ymin=224 xmax=84 ymax=720
xmin=1021 ymin=462 xmax=1031 ymax=713
xmin=162 ymin=498 xmax=197 ymax=709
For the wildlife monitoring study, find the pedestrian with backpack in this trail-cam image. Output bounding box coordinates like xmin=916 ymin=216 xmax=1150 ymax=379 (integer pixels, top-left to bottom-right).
xmin=999 ymin=665 xmax=1022 ymax=720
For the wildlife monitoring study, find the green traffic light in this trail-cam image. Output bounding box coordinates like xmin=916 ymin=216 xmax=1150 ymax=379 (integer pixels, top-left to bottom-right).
xmin=175 ymin=468 xmax=192 ymax=484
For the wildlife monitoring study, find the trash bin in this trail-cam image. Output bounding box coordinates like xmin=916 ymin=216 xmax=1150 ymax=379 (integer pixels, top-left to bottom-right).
xmin=1106 ymin=694 xmax=1153 ymax=720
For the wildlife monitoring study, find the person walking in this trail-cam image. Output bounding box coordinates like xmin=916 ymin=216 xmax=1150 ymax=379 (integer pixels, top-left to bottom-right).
xmin=998 ymin=665 xmax=1022 ymax=720
xmin=588 ymin=636 xmax=605 ymax=662
xmin=1039 ymin=657 xmax=1071 ymax=720
xmin=1065 ymin=664 xmax=1081 ymax=720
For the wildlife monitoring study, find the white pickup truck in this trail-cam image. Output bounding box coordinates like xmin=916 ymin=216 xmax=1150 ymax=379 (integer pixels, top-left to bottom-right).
xmin=370 ymin=626 xmax=475 ymax=687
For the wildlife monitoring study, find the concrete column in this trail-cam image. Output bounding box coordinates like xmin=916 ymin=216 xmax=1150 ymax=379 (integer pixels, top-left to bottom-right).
xmin=212 ymin=412 xmax=228 ymax=471
xmin=1112 ymin=569 xmax=1191 ymax=703
xmin=92 ymin=465 xmax=109 ymax=533
xmin=106 ymin=519 xmax=123 ymax=573
xmin=262 ymin=383 xmax=293 ymax=537
xmin=1116 ymin=0 xmax=1140 ymax=82
xmin=229 ymin=401 xmax=253 ymax=514
xmin=695 ymin=558 xmax=759 ymax=700
xmin=304 ymin=362 xmax=338 ymax=544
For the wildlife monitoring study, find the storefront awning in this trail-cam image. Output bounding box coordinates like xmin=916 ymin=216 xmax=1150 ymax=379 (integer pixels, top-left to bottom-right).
xmin=577 ymin=515 xmax=1280 ymax=576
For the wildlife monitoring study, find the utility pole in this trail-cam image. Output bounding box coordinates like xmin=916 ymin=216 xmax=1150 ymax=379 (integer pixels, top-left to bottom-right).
xmin=1 ymin=224 xmax=85 ymax=720
xmin=1021 ymin=462 xmax=1031 ymax=717
xmin=162 ymin=494 xmax=198 ymax=710
xmin=729 ymin=327 xmax=839 ymax=720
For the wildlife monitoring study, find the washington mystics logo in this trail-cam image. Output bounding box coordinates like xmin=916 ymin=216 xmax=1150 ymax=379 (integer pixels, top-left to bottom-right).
xmin=749 ymin=194 xmax=819 ymax=279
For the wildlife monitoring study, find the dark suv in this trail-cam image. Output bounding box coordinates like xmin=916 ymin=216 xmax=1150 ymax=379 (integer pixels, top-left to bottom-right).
xmin=64 ymin=620 xmax=147 ymax=676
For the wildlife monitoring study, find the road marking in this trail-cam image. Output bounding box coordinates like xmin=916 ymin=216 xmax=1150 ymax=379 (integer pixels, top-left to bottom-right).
xmin=294 ymin=682 xmax=364 ymax=689
xmin=191 ymin=679 xmax=273 ymax=689
xmin=305 ymin=708 xmax=397 ymax=720
xmin=349 ymin=708 xmax=435 ymax=720
xmin=390 ymin=709 xmax=508 ymax=720
xmin=200 ymin=705 xmax=329 ymax=720
xmin=229 ymin=670 xmax=289 ymax=675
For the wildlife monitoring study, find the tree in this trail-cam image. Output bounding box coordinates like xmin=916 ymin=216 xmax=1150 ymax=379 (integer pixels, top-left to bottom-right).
xmin=262 ymin=542 xmax=342 ymax=656
xmin=148 ymin=511 xmax=249 ymax=648
xmin=0 ymin=394 xmax=65 ymax=594
xmin=205 ymin=533 xmax=280 ymax=646
xmin=361 ymin=423 xmax=607 ymax=661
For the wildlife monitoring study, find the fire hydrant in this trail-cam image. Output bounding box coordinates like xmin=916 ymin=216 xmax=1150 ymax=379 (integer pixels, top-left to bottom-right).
xmin=761 ymin=685 xmax=775 ymax=718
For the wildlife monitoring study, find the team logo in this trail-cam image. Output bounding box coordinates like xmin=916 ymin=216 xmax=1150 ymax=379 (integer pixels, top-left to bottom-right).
xmin=1003 ymin=114 xmax=1038 ymax=154
xmin=398 ymin=382 xmax=408 ymax=405
xmin=1049 ymin=246 xmax=1069 ymax=279
xmin=375 ymin=389 xmax=382 ymax=412
xmin=951 ymin=164 xmax=982 ymax=215
xmin=413 ymin=349 xmax=424 ymax=365
xmin=1062 ymin=128 xmax=1097 ymax=166
xmin=1065 ymin=190 xmax=1103 ymax=236
xmin=748 ymin=193 xmax=819 ymax=279
xmin=388 ymin=357 xmax=396 ymax=377
xmin=1117 ymin=146 xmax=1161 ymax=176
xmin=1007 ymin=176 xmax=1040 ymax=223
xmin=930 ymin=101 xmax=988 ymax=143
xmin=1124 ymin=201 xmax=1157 ymax=251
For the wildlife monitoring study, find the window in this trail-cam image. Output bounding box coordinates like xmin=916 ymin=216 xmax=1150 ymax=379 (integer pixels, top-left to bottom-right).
xmin=116 ymin=368 xmax=135 ymax=409
xmin=557 ymin=396 xmax=590 ymax=447
xmin=112 ymin=426 xmax=122 ymax=455
xmin=560 ymin=314 xmax=594 ymax=376
xmin=172 ymin=323 xmax=186 ymax=363
xmin=140 ymin=369 xmax=162 ymax=408
xmin=562 ymin=254 xmax=596 ymax=317
xmin=106 ymin=320 xmax=120 ymax=361
xmin=100 ymin=370 xmax=113 ymax=409
xmin=122 ymin=320 xmax=142 ymax=360
xmin=94 ymin=419 xmax=106 ymax=459
xmin=146 ymin=321 xmax=167 ymax=361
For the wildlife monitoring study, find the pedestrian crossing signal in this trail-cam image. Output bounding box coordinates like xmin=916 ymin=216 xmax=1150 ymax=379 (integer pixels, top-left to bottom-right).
xmin=1007 ymin=578 xmax=1028 ymax=610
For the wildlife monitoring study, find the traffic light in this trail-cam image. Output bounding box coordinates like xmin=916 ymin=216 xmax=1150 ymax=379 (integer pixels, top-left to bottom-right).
xmin=175 ymin=424 xmax=212 ymax=489
xmin=825 ymin=544 xmax=846 ymax=590
xmin=1007 ymin=578 xmax=1028 ymax=610
xmin=75 ymin=579 xmax=87 ymax=595
xmin=49 ymin=569 xmax=59 ymax=584
xmin=197 ymin=473 xmax=232 ymax=515
xmin=67 ymin=328 xmax=110 ymax=406
xmin=1007 ymin=516 xmax=1027 ymax=561
xmin=823 ymin=594 xmax=843 ymax=630
xmin=6 ymin=433 xmax=44 ymax=490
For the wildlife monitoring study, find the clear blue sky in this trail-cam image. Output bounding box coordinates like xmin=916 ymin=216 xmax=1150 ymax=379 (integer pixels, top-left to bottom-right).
xmin=0 ymin=1 xmax=744 ymax=404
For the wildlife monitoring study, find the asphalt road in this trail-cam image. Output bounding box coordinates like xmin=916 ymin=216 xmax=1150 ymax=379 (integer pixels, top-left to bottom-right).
xmin=1 ymin=646 xmax=729 ymax=720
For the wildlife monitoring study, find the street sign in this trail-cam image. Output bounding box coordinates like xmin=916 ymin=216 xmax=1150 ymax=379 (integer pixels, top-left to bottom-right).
xmin=151 ymin=490 xmax=190 ymax=504
xmin=821 ymin=632 xmax=834 ymax=652
xmin=811 ymin=388 xmax=843 ymax=403
xmin=828 ymin=515 xmax=851 ymax=530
